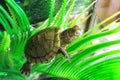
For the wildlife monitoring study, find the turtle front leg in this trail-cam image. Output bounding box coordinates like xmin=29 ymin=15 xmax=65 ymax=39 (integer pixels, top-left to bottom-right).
xmin=58 ymin=47 xmax=71 ymax=62
xmin=20 ymin=61 xmax=31 ymax=74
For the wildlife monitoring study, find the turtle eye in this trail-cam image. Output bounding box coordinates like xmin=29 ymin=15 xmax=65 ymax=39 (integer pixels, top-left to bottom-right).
xmin=75 ymin=30 xmax=81 ymax=36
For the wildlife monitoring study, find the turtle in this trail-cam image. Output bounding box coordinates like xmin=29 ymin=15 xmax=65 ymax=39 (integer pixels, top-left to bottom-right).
xmin=20 ymin=25 xmax=81 ymax=74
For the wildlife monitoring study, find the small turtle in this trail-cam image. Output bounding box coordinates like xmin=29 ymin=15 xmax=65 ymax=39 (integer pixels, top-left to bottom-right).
xmin=20 ymin=25 xmax=81 ymax=74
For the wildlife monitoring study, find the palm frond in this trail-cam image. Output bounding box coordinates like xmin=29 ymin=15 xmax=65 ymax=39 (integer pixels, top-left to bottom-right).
xmin=0 ymin=0 xmax=120 ymax=80
xmin=0 ymin=0 xmax=30 ymax=79
xmin=5 ymin=0 xmax=30 ymax=32
xmin=67 ymin=23 xmax=120 ymax=53
xmin=48 ymin=0 xmax=55 ymax=26
xmin=32 ymin=24 xmax=120 ymax=79
xmin=0 ymin=6 xmax=13 ymax=35
xmin=0 ymin=32 xmax=10 ymax=52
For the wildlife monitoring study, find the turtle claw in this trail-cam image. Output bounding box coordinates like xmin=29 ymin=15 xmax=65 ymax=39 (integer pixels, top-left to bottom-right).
xmin=58 ymin=47 xmax=71 ymax=62
xmin=20 ymin=61 xmax=31 ymax=74
xmin=66 ymin=57 xmax=71 ymax=63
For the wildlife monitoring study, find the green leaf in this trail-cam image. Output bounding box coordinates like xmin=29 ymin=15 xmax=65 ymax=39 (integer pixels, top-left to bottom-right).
xmin=0 ymin=32 xmax=10 ymax=52
xmin=5 ymin=0 xmax=30 ymax=33
xmin=1 ymin=0 xmax=120 ymax=80
xmin=0 ymin=8 xmax=13 ymax=36
xmin=0 ymin=5 xmax=18 ymax=35
xmin=31 ymin=23 xmax=120 ymax=79
xmin=48 ymin=0 xmax=55 ymax=26
xmin=67 ymin=24 xmax=120 ymax=54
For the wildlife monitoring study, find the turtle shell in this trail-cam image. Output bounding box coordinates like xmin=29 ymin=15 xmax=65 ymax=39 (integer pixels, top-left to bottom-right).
xmin=25 ymin=28 xmax=60 ymax=63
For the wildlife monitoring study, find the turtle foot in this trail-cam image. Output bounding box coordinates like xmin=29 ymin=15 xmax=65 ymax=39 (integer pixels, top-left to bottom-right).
xmin=58 ymin=47 xmax=71 ymax=62
xmin=20 ymin=61 xmax=31 ymax=74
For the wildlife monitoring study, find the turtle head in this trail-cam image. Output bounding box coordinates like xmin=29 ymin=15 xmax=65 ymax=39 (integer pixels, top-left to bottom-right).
xmin=60 ymin=25 xmax=81 ymax=47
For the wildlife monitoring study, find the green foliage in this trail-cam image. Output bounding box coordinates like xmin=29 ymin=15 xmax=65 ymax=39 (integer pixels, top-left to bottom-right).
xmin=0 ymin=32 xmax=10 ymax=52
xmin=48 ymin=0 xmax=55 ymax=26
xmin=32 ymin=23 xmax=120 ymax=80
xmin=0 ymin=0 xmax=120 ymax=80
xmin=19 ymin=0 xmax=64 ymax=24
xmin=0 ymin=0 xmax=30 ymax=79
